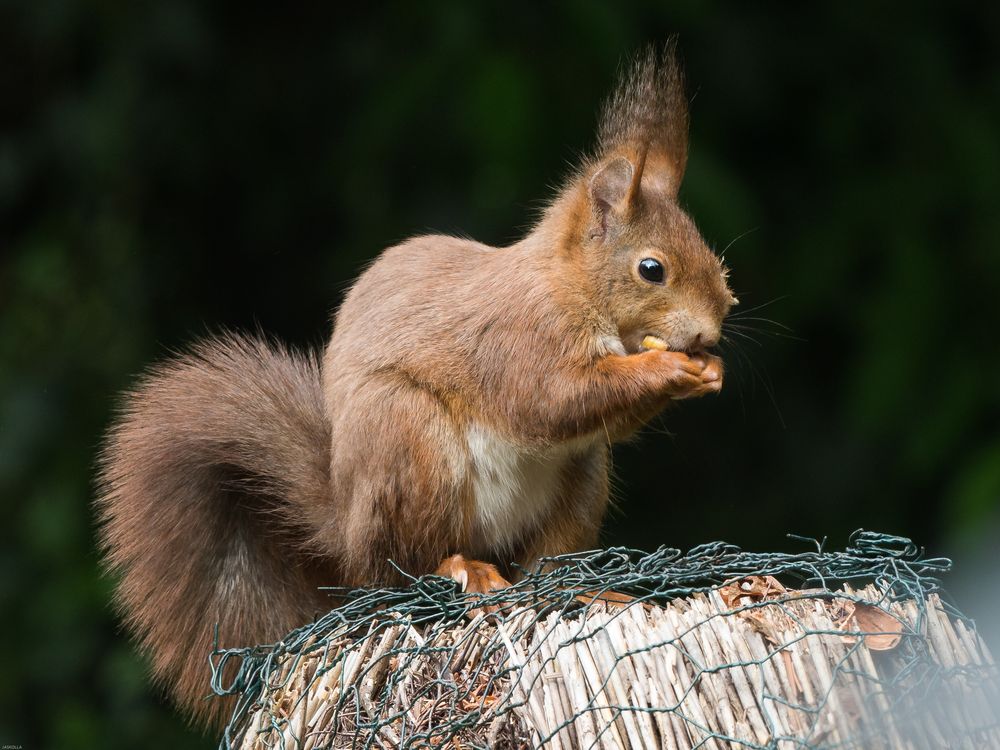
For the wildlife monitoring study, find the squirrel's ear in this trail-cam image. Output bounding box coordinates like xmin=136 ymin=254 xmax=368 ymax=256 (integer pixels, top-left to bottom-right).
xmin=588 ymin=156 xmax=636 ymax=237
xmin=597 ymin=42 xmax=689 ymax=200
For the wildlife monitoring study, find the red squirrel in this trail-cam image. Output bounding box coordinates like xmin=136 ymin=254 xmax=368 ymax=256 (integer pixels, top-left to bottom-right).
xmin=97 ymin=43 xmax=735 ymax=727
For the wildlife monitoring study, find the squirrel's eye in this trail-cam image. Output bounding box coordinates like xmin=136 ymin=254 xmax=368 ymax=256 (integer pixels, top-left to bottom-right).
xmin=638 ymin=258 xmax=665 ymax=284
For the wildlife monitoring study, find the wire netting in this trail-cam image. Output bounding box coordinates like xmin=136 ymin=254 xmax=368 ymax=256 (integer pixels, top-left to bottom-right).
xmin=211 ymin=531 xmax=999 ymax=749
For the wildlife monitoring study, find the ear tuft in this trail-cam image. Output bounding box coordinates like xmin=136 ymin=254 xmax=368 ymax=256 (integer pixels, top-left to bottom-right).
xmin=597 ymin=39 xmax=689 ymax=198
xmin=588 ymin=156 xmax=633 ymax=237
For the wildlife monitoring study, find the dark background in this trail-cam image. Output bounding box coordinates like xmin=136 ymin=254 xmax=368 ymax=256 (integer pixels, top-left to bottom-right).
xmin=2 ymin=2 xmax=998 ymax=747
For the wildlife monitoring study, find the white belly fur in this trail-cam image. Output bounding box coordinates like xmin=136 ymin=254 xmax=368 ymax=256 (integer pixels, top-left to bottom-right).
xmin=466 ymin=424 xmax=591 ymax=555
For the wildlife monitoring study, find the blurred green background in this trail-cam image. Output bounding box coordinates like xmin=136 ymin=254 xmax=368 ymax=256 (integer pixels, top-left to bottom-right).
xmin=2 ymin=1 xmax=998 ymax=747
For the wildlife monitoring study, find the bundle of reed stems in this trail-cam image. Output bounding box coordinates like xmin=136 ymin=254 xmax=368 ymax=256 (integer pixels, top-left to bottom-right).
xmin=231 ymin=583 xmax=999 ymax=749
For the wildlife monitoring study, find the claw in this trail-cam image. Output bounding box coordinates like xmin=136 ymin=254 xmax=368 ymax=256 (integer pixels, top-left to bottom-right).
xmin=435 ymin=554 xmax=511 ymax=615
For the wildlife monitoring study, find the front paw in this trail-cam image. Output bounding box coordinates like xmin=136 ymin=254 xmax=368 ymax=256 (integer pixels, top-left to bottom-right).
xmin=675 ymin=351 xmax=723 ymax=399
xmin=651 ymin=350 xmax=723 ymax=400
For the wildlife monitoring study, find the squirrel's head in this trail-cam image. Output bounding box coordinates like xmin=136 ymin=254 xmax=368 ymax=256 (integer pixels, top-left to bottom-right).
xmin=561 ymin=41 xmax=736 ymax=356
xmin=583 ymin=152 xmax=735 ymax=355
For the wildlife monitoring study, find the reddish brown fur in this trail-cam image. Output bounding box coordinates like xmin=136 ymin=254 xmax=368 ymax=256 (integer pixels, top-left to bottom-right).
xmin=96 ymin=42 xmax=734 ymax=728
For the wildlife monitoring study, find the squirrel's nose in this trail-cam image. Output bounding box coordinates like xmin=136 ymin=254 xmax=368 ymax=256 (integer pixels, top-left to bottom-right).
xmin=692 ymin=330 xmax=719 ymax=351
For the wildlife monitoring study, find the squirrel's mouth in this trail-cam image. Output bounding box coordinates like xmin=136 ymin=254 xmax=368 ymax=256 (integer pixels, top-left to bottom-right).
xmin=640 ymin=333 xmax=710 ymax=358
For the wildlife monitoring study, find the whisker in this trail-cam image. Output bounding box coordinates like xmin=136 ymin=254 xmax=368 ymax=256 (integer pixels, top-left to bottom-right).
xmin=724 ymin=323 xmax=806 ymax=343
xmin=719 ymin=332 xmax=785 ymax=428
xmin=718 ymin=226 xmax=760 ymax=263
xmin=721 ymin=327 xmax=764 ymax=347
xmin=718 ymin=336 xmax=748 ymax=419
xmin=745 ymin=350 xmax=785 ymax=428
xmin=727 ymin=315 xmax=794 ymax=331
xmin=727 ymin=295 xmax=789 ymax=318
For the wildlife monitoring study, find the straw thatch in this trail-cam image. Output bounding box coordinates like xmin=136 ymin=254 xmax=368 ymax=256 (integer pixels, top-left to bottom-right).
xmin=230 ymin=583 xmax=998 ymax=749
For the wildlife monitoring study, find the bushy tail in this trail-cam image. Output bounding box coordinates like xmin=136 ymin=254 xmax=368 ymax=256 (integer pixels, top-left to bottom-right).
xmin=96 ymin=333 xmax=334 ymax=728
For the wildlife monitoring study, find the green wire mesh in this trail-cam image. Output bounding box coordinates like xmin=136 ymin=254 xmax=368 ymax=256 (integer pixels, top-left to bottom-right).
xmin=210 ymin=531 xmax=999 ymax=749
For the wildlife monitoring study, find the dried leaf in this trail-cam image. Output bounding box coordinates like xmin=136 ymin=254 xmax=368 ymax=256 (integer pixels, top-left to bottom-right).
xmin=734 ymin=606 xmax=786 ymax=646
xmin=720 ymin=575 xmax=787 ymax=609
xmin=852 ymin=603 xmax=905 ymax=651
xmin=829 ymin=597 xmax=857 ymax=630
